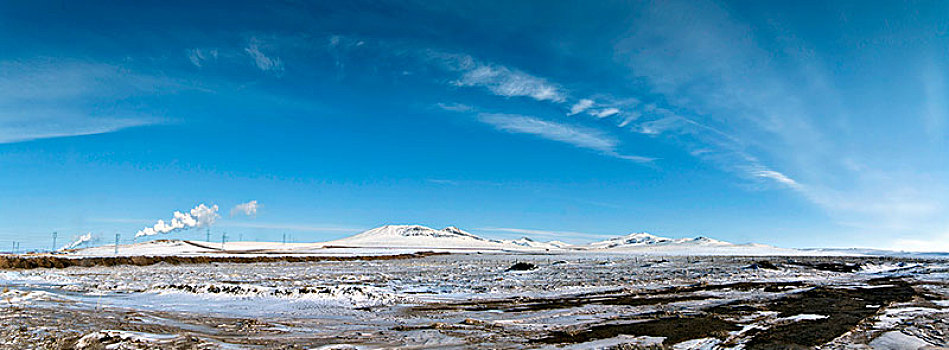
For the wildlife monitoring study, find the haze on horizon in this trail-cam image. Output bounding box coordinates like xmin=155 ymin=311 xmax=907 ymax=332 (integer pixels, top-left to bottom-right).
xmin=1 ymin=0 xmax=947 ymax=252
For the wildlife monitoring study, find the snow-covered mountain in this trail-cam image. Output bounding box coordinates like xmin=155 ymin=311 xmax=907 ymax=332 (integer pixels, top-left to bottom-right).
xmin=64 ymin=225 xmax=869 ymax=257
xmin=587 ymin=232 xmax=730 ymax=249
xmin=505 ymin=237 xmax=573 ymax=250
xmin=323 ymin=225 xmax=539 ymax=250
xmin=582 ymin=232 xmax=808 ymax=255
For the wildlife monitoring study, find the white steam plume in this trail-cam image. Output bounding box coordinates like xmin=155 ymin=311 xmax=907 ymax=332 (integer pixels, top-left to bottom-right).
xmin=230 ymin=200 xmax=259 ymax=217
xmin=60 ymin=232 xmax=93 ymax=251
xmin=135 ymin=204 xmax=220 ymax=238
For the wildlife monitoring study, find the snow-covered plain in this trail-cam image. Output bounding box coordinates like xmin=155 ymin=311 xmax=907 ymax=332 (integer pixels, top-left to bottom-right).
xmin=3 ymin=225 xmax=948 ymax=349
xmin=1 ymin=253 xmax=947 ymax=349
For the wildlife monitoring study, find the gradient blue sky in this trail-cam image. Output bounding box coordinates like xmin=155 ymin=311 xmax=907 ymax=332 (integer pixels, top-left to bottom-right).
xmin=1 ymin=0 xmax=947 ymax=251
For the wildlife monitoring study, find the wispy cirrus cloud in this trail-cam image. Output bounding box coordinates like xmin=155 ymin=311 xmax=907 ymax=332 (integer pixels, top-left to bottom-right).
xmin=435 ymin=102 xmax=474 ymax=112
xmin=245 ymin=38 xmax=285 ymax=73
xmin=0 ymin=60 xmax=166 ymax=144
xmin=478 ymin=113 xmax=653 ymax=162
xmin=187 ymin=48 xmax=219 ymax=67
xmin=0 ymin=117 xmax=153 ymax=144
xmin=568 ymin=99 xmax=594 ymax=115
xmin=429 ymin=52 xmax=565 ymax=102
xmin=751 ymin=169 xmax=802 ymax=190
xmin=456 ymin=65 xmax=564 ymax=102
xmin=610 ymin=0 xmax=949 ymax=245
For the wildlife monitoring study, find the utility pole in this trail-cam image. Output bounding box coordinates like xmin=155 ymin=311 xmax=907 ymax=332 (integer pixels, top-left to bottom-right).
xmin=114 ymin=234 xmax=120 ymax=255
xmin=282 ymin=233 xmax=286 ymax=245
xmin=52 ymin=231 xmax=57 ymax=252
xmin=221 ymin=231 xmax=227 ymax=250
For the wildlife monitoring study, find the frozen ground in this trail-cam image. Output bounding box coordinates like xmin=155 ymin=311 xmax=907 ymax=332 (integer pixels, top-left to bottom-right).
xmin=1 ymin=253 xmax=947 ymax=349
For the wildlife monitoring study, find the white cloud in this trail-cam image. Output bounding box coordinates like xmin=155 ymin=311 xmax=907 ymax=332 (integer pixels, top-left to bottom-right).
xmin=569 ymin=99 xmax=594 ymax=115
xmin=0 ymin=117 xmax=152 ymax=144
xmin=589 ymin=107 xmax=620 ymax=118
xmin=0 ymin=61 xmax=164 ymax=144
xmin=478 ymin=113 xmax=652 ymax=162
xmin=231 ymin=200 xmax=260 ymax=217
xmin=187 ymin=48 xmax=218 ymax=67
xmin=436 ymin=102 xmax=474 ymax=112
xmin=245 ymin=38 xmax=285 ymax=72
xmin=637 ymin=115 xmax=688 ymax=135
xmin=480 ymin=113 xmax=615 ymax=151
xmin=751 ymin=169 xmax=802 ymax=190
xmin=617 ymin=112 xmax=641 ymax=127
xmin=428 ymin=52 xmax=564 ymax=103
xmin=608 ymin=0 xmax=949 ymax=247
xmin=456 ymin=65 xmax=564 ymax=102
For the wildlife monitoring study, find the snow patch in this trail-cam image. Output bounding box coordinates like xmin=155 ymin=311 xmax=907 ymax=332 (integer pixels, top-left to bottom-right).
xmin=869 ymin=331 xmax=934 ymax=350
xmin=776 ymin=314 xmax=829 ymax=322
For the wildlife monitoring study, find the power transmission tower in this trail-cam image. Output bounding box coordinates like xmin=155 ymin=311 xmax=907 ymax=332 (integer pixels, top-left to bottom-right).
xmin=114 ymin=234 xmax=120 ymax=255
xmin=221 ymin=231 xmax=227 ymax=250
xmin=52 ymin=232 xmax=57 ymax=252
xmin=206 ymin=227 xmax=211 ymax=243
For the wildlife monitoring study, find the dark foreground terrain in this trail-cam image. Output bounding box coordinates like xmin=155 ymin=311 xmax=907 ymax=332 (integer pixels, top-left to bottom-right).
xmin=1 ymin=254 xmax=947 ymax=349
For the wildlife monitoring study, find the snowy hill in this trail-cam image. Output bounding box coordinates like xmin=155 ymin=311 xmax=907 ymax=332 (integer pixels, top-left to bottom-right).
xmin=504 ymin=237 xmax=573 ymax=250
xmin=587 ymin=232 xmax=735 ymax=249
xmin=583 ymin=232 xmax=816 ymax=256
xmin=321 ymin=225 xmax=533 ymax=250
xmin=62 ymin=225 xmax=877 ymax=257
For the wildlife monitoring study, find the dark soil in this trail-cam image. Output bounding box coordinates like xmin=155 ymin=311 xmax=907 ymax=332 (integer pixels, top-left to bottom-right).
xmin=505 ymin=262 xmax=537 ymax=271
xmin=788 ymin=260 xmax=862 ymax=273
xmin=537 ymin=316 xmax=740 ymax=345
xmin=417 ymin=280 xmax=807 ymax=313
xmin=748 ymin=260 xmax=779 ymax=270
xmin=744 ymin=278 xmax=919 ymax=349
xmin=525 ymin=278 xmax=922 ymax=348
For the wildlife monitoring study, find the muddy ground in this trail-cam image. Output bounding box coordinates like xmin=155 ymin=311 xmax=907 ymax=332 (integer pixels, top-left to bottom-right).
xmin=1 ymin=254 xmax=947 ymax=349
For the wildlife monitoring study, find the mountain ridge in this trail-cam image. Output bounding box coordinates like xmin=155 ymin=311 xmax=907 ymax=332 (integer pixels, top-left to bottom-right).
xmin=68 ymin=224 xmax=921 ymax=256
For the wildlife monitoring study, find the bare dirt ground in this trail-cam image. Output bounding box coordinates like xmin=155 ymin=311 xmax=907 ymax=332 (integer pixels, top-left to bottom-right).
xmin=1 ymin=254 xmax=947 ymax=349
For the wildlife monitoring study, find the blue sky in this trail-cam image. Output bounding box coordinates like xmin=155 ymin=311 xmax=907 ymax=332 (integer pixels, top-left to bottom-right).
xmin=1 ymin=0 xmax=947 ymax=251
